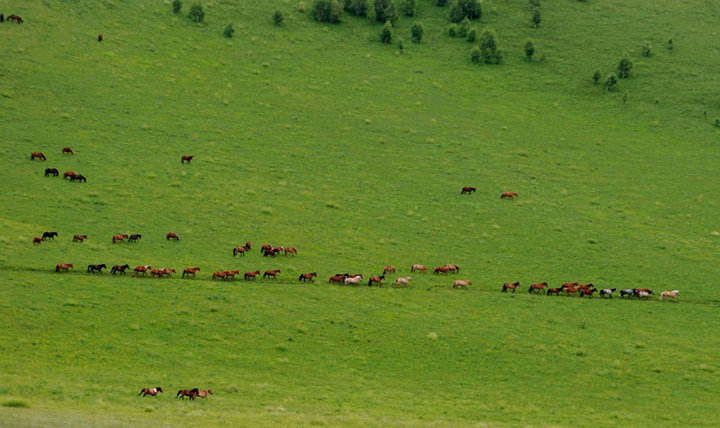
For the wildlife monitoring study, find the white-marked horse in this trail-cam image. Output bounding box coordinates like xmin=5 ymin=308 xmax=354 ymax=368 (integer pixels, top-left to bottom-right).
xmin=659 ymin=290 xmax=679 ymax=301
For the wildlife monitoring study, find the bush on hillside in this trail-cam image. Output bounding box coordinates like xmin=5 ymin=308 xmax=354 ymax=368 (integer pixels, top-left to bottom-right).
xmin=380 ymin=20 xmax=393 ymax=44
xmin=273 ymin=10 xmax=284 ymax=26
xmin=524 ymin=39 xmax=535 ymax=61
xmin=457 ymin=17 xmax=470 ymax=37
xmin=592 ymin=70 xmax=601 ymax=85
xmin=188 ymin=3 xmax=205 ymax=23
xmin=402 ymin=0 xmax=417 ymax=17
xmin=398 ymin=38 xmax=404 ymax=53
xmin=531 ymin=8 xmax=541 ymax=27
xmin=467 ymin=27 xmax=477 ymax=42
xmin=411 ymin=22 xmax=424 ymax=43
xmin=642 ymin=42 xmax=651 ymax=57
xmin=223 ymin=24 xmax=234 ymax=38
xmin=343 ymin=0 xmax=368 ymax=17
xmin=479 ymin=29 xmax=502 ymax=64
xmin=448 ymin=24 xmax=458 ymax=37
xmin=449 ymin=0 xmax=481 ymax=22
xmin=375 ymin=0 xmax=399 ymax=24
xmin=529 ymin=0 xmax=540 ymax=8
xmin=617 ymin=57 xmax=633 ymax=78
xmin=605 ymin=74 xmax=619 ymax=91
xmin=312 ymin=0 xmax=343 ymax=23
xmin=173 ymin=0 xmax=182 ymax=14
xmin=471 ymin=46 xmax=481 ymax=63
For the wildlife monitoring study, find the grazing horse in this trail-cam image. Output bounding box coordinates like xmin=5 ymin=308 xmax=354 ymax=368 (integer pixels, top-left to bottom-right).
xmin=45 ymin=168 xmax=59 ymax=177
xmin=261 ymin=244 xmax=272 ymax=254
xmin=166 ymin=232 xmax=179 ymax=241
xmin=212 ymin=271 xmax=228 ymax=280
xmin=298 ymin=272 xmax=317 ymax=282
xmin=31 ymin=152 xmax=45 ymax=160
xmin=411 ymin=264 xmax=428 ymax=273
xmin=176 ymin=389 xmax=199 ymax=400
xmin=233 ymin=246 xmax=248 ymax=256
xmin=502 ymin=282 xmax=521 ymax=293
xmin=660 ymin=290 xmax=679 ymax=301
xmin=128 ymin=234 xmax=142 ymax=242
xmin=528 ymin=282 xmax=548 ymax=294
xmin=55 ymin=263 xmax=73 ymax=272
xmin=244 ymin=270 xmax=260 ymax=280
xmin=383 ymin=266 xmax=396 ymax=275
xmin=7 ymin=14 xmax=23 ymax=23
xmin=73 ymin=234 xmax=87 ymax=242
xmin=452 ymin=279 xmax=471 ymax=289
xmin=244 ymin=241 xmax=252 ymax=250
xmin=619 ymin=288 xmax=636 ymax=298
xmin=461 ymin=186 xmax=476 ymax=195
xmin=182 ymin=267 xmax=200 ymax=278
xmin=579 ymin=287 xmax=598 ymax=298
xmin=263 ymin=269 xmax=281 ymax=278
xmin=87 ymin=264 xmax=107 ymax=274
xmin=181 ymin=155 xmax=194 ymax=164
xmin=139 ymin=387 xmax=163 ymax=397
xmin=62 ymin=147 xmax=74 ymax=155
xmin=433 ymin=266 xmax=450 ymax=275
xmin=395 ymin=276 xmax=412 ymax=288
xmin=33 ymin=237 xmax=43 ymax=245
xmin=133 ymin=265 xmax=151 ymax=276
xmin=42 ymin=231 xmax=58 ymax=240
xmin=368 ymin=274 xmax=385 ymax=286
xmin=600 ymin=288 xmax=617 ymax=298
xmin=284 ymin=247 xmax=297 ymax=256
xmin=63 ymin=171 xmax=77 ymax=180
xmin=547 ymin=286 xmax=564 ymax=296
xmin=98 ymin=34 xmax=103 ymax=42
xmin=196 ymin=389 xmax=213 ymax=399
xmin=113 ymin=234 xmax=129 ymax=243
xmin=70 ymin=174 xmax=86 ymax=183
xmin=344 ymin=275 xmax=363 ymax=286
xmin=501 ymin=192 xmax=519 ymax=199
xmin=111 ymin=264 xmax=130 ymax=275
xmin=329 ymin=274 xmax=348 ymax=284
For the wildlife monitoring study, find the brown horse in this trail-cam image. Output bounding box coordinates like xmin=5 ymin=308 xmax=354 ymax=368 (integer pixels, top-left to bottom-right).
xmin=501 ymin=282 xmax=521 ymax=293
xmin=150 ymin=269 xmax=167 ymax=278
xmin=461 ymin=186 xmax=476 ymax=194
xmin=244 ymin=270 xmax=260 ymax=280
xmin=162 ymin=268 xmax=176 ymax=277
xmin=7 ymin=14 xmax=23 ymax=23
xmin=166 ymin=232 xmax=180 ymax=241
xmin=284 ymin=247 xmax=297 ymax=256
xmin=501 ymin=192 xmax=519 ymax=199
xmin=411 ymin=264 xmax=428 ymax=273
xmin=245 ymin=241 xmax=252 ymax=250
xmin=368 ymin=275 xmax=385 ymax=286
xmin=182 ymin=267 xmax=200 ymax=278
xmin=564 ymin=284 xmax=581 ymax=297
xmin=98 ymin=33 xmax=103 ymax=42
xmin=233 ymin=246 xmax=247 ymax=256
xmin=62 ymin=147 xmax=74 ymax=155
xmin=181 ymin=155 xmax=194 ymax=164
xmin=139 ymin=387 xmax=163 ymax=397
xmin=579 ymin=287 xmax=597 ymax=298
xmin=445 ymin=264 xmax=460 ymax=273
xmin=224 ymin=269 xmax=240 ymax=279
xmin=33 ymin=237 xmax=43 ymax=245
xmin=383 ymin=266 xmax=396 ymax=274
xmin=31 ymin=152 xmax=45 ymax=160
xmin=329 ymin=274 xmax=348 ymax=284
xmin=70 ymin=174 xmax=86 ymax=183
xmin=73 ymin=234 xmax=87 ymax=242
xmin=196 ymin=389 xmax=213 ymax=399
xmin=176 ymin=389 xmax=198 ymax=400
xmin=547 ymin=286 xmax=564 ymax=296
xmin=112 ymin=234 xmax=128 ymax=243
xmin=133 ymin=265 xmax=151 ymax=276
xmin=63 ymin=171 xmax=77 ymax=180
xmin=452 ymin=279 xmax=471 ymax=289
xmin=528 ymin=282 xmax=548 ymax=294
xmin=45 ymin=168 xmax=59 ymax=177
xmin=263 ymin=269 xmax=281 ymax=278
xmin=299 ymin=272 xmax=317 ymax=282
xmin=433 ymin=266 xmax=450 ymax=275
xmin=111 ymin=264 xmax=130 ymax=275
xmin=212 ymin=271 xmax=228 ymax=280
xmin=87 ymin=264 xmax=107 ymax=274
xmin=55 ymin=263 xmax=73 ymax=272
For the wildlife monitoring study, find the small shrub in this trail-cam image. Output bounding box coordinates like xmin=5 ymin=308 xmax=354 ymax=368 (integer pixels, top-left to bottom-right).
xmin=380 ymin=20 xmax=393 ymax=44
xmin=467 ymin=27 xmax=477 ymax=42
xmin=398 ymin=38 xmax=404 ymax=53
xmin=297 ymin=2 xmax=307 ymax=13
xmin=479 ymin=29 xmax=502 ymax=64
xmin=401 ymin=0 xmax=416 ymax=16
xmin=312 ymin=0 xmax=343 ymax=23
xmin=714 ymin=119 xmax=720 ymax=128
xmin=374 ymin=0 xmax=398 ymax=24
xmin=273 ymin=10 xmax=284 ymax=26
xmin=173 ymin=0 xmax=182 ymax=14
xmin=457 ymin=17 xmax=470 ymax=38
xmin=448 ymin=24 xmax=458 ymax=37
xmin=642 ymin=42 xmax=651 ymax=57
xmin=343 ymin=0 xmax=368 ymax=17
xmin=523 ymin=39 xmax=535 ymax=61
xmin=531 ymin=8 xmax=541 ymax=27
xmin=188 ymin=3 xmax=205 ymax=23
xmin=667 ymin=38 xmax=673 ymax=51
xmin=223 ymin=24 xmax=234 ymax=38
xmin=592 ymin=70 xmax=601 ymax=84
xmin=470 ymin=46 xmax=481 ymax=63
xmin=449 ymin=0 xmax=481 ymax=22
xmin=605 ymin=74 xmax=619 ymax=91
xmin=617 ymin=56 xmax=633 ymax=78
xmin=411 ymin=22 xmax=424 ymax=43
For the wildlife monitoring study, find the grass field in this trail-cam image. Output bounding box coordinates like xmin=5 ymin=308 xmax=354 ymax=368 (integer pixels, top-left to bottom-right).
xmin=1 ymin=0 xmax=720 ymax=426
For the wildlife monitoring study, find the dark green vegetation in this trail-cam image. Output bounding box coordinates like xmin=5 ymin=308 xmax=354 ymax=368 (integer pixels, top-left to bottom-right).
xmin=1 ymin=0 xmax=720 ymax=425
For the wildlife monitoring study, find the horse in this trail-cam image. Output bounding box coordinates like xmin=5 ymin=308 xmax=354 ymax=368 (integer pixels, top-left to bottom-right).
xmin=452 ymin=279 xmax=471 ymax=289
xmin=383 ymin=266 xmax=396 ymax=275
xmin=261 ymin=244 xmax=272 ymax=254
xmin=55 ymin=263 xmax=73 ymax=272
xmin=212 ymin=271 xmax=228 ymax=280
xmin=128 ymin=234 xmax=142 ymax=242
xmin=233 ymin=246 xmax=247 ymax=256
xmin=411 ymin=264 xmax=428 ymax=273
xmin=564 ymin=284 xmax=581 ymax=297
xmin=547 ymin=286 xmax=564 ymax=296
xmin=150 ymin=269 xmax=166 ymax=278
xmin=329 ymin=274 xmax=347 ymax=284
xmin=245 ymin=241 xmax=252 ymax=250
xmin=30 ymin=152 xmax=45 ymax=160
xmin=298 ymin=272 xmax=317 ymax=282
xmin=579 ymin=287 xmax=597 ymax=298
xmin=33 ymin=237 xmax=43 ymax=245
xmin=44 ymin=168 xmax=59 ymax=177
xmin=181 ymin=155 xmax=194 ymax=164
xmin=284 ymin=247 xmax=297 ymax=256
xmin=182 ymin=267 xmax=200 ymax=278
xmin=433 ymin=266 xmax=450 ymax=275
xmin=578 ymin=283 xmax=594 ymax=291
xmin=501 ymin=282 xmax=521 ymax=293
xmin=98 ymin=34 xmax=103 ymax=42
xmin=528 ymin=282 xmax=548 ymax=294
xmin=133 ymin=265 xmax=151 ymax=276
xmin=637 ymin=291 xmax=652 ymax=299
xmin=139 ymin=387 xmax=162 ymax=397
xmin=263 ymin=269 xmax=281 ymax=278
xmin=7 ymin=14 xmax=23 ymax=23
xmin=501 ymin=192 xmax=519 ymax=199
xmin=635 ymin=289 xmax=653 ymax=298
xmin=87 ymin=264 xmax=107 ymax=274
xmin=461 ymin=186 xmax=476 ymax=195
xmin=196 ymin=389 xmax=213 ymax=399
xmin=395 ymin=276 xmax=412 ymax=288
xmin=73 ymin=234 xmax=87 ymax=242
xmin=111 ymin=264 xmax=130 ymax=275
xmin=224 ymin=269 xmax=240 ymax=279
xmin=445 ymin=264 xmax=460 ymax=273
xmin=42 ymin=231 xmax=58 ymax=240
xmin=162 ymin=268 xmax=176 ymax=277
xmin=70 ymin=174 xmax=86 ymax=183
xmin=344 ymin=275 xmax=363 ymax=286
xmin=62 ymin=147 xmax=74 ymax=155
xmin=368 ymin=274 xmax=384 ymax=286
xmin=660 ymin=290 xmax=679 ymax=301
xmin=244 ymin=270 xmax=260 ymax=280
xmin=112 ymin=234 xmax=128 ymax=243
xmin=619 ymin=288 xmax=636 ymax=298
xmin=176 ymin=389 xmax=199 ymax=400
xmin=166 ymin=232 xmax=179 ymax=241
xmin=600 ymin=288 xmax=617 ymax=298
xmin=63 ymin=171 xmax=77 ymax=180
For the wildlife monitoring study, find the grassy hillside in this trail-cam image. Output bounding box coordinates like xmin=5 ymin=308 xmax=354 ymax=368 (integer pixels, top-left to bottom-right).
xmin=1 ymin=0 xmax=719 ymax=425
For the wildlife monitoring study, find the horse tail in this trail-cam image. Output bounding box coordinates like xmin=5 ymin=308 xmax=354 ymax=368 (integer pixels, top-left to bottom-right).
xmin=139 ymin=389 xmax=145 ymax=396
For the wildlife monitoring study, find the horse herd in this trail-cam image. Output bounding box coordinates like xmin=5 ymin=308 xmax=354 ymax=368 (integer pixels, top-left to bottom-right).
xmin=138 ymin=387 xmax=212 ymax=400
xmin=502 ymin=281 xmax=680 ymax=301
xmin=31 ymin=149 xmax=88 ymax=183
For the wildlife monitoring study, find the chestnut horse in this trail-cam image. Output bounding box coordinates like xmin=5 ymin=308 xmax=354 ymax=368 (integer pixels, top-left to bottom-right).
xmin=176 ymin=389 xmax=198 ymax=400
xmin=196 ymin=389 xmax=213 ymax=399
xmin=579 ymin=287 xmax=597 ymax=298
xmin=224 ymin=269 xmax=240 ymax=279
xmin=284 ymin=247 xmax=297 ymax=256
xmin=133 ymin=265 xmax=152 ymax=276
xmin=212 ymin=271 xmax=228 ymax=280
xmin=329 ymin=274 xmax=348 ymax=284
xmin=501 ymin=282 xmax=520 ymax=293
xmin=31 ymin=152 xmax=46 ymax=160
xmin=452 ymin=279 xmax=471 ymax=289
xmin=233 ymin=246 xmax=247 ymax=256
xmin=33 ymin=237 xmax=43 ymax=245
xmin=182 ymin=267 xmax=200 ymax=278
xmin=56 ymin=263 xmax=73 ymax=272
xmin=166 ymin=232 xmax=179 ymax=241
xmin=111 ymin=264 xmax=130 ymax=275
xmin=244 ymin=270 xmax=260 ymax=280
xmin=298 ymin=272 xmax=317 ymax=282
xmin=445 ymin=264 xmax=460 ymax=273
xmin=433 ymin=266 xmax=450 ymax=275
xmin=139 ymin=387 xmax=163 ymax=397
xmin=368 ymin=275 xmax=384 ymax=286
xmin=73 ymin=234 xmax=87 ymax=242
xmin=45 ymin=168 xmax=59 ymax=177
xmin=501 ymin=192 xmax=519 ymax=199
xmin=62 ymin=147 xmax=74 ymax=155
xmin=113 ymin=234 xmax=128 ymax=243
xmin=263 ymin=269 xmax=281 ymax=278
xmin=181 ymin=155 xmax=194 ymax=164
xmin=383 ymin=266 xmax=396 ymax=274
xmin=411 ymin=264 xmax=428 ymax=273
xmin=461 ymin=186 xmax=476 ymax=195
xmin=63 ymin=171 xmax=77 ymax=180
xmin=660 ymin=290 xmax=679 ymax=301
xmin=528 ymin=282 xmax=548 ymax=294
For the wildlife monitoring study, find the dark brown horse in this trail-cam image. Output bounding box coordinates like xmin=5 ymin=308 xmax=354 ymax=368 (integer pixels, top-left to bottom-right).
xmin=73 ymin=234 xmax=87 ymax=242
xmin=44 ymin=168 xmax=59 ymax=177
xmin=263 ymin=269 xmax=281 ymax=278
xmin=42 ymin=232 xmax=58 ymax=240
xmin=176 ymin=389 xmax=199 ymax=400
xmin=55 ymin=263 xmax=74 ymax=272
xmin=501 ymin=282 xmax=521 ymax=293
xmin=166 ymin=232 xmax=180 ymax=241
xmin=501 ymin=192 xmax=519 ymax=199
xmin=461 ymin=186 xmax=476 ymax=194
xmin=31 ymin=152 xmax=45 ymax=160
xmin=329 ymin=274 xmax=348 ymax=284
xmin=62 ymin=147 xmax=74 ymax=155
xmin=182 ymin=267 xmax=200 ymax=278
xmin=87 ymin=264 xmax=107 ymax=274
xmin=181 ymin=155 xmax=194 ymax=164
xmin=528 ymin=282 xmax=548 ymax=294
xmin=98 ymin=34 xmax=103 ymax=42
xmin=244 ymin=270 xmax=260 ymax=280
xmin=128 ymin=234 xmax=142 ymax=242
xmin=63 ymin=171 xmax=77 ymax=180
xmin=139 ymin=387 xmax=162 ymax=397
xmin=33 ymin=237 xmax=43 ymax=245
xmin=111 ymin=264 xmax=130 ymax=274
xmin=70 ymin=174 xmax=86 ymax=183
xmin=7 ymin=14 xmax=23 ymax=23
xmin=298 ymin=272 xmax=317 ymax=282
xmin=368 ymin=275 xmax=385 ymax=286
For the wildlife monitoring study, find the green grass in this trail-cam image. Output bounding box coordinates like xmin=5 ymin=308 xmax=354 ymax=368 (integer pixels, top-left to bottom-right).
xmin=1 ymin=0 xmax=720 ymax=425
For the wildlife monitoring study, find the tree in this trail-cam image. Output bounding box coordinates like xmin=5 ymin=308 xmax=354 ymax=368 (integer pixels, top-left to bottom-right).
xmin=617 ymin=57 xmax=633 ymax=78
xmin=479 ymin=29 xmax=502 ymax=64
xmin=401 ymin=0 xmax=416 ymax=17
xmin=223 ymin=24 xmax=234 ymax=38
xmin=592 ymin=70 xmax=601 ymax=85
xmin=188 ymin=3 xmax=205 ymax=23
xmin=380 ymin=20 xmax=393 ymax=44
xmin=605 ymin=74 xmax=619 ymax=91
xmin=375 ymin=0 xmax=398 ymax=24
xmin=411 ymin=22 xmax=424 ymax=43
xmin=467 ymin=28 xmax=477 ymax=42
xmin=173 ymin=0 xmax=182 ymax=14
xmin=312 ymin=0 xmax=343 ymax=23
xmin=343 ymin=0 xmax=368 ymax=17
xmin=531 ymin=8 xmax=541 ymax=27
xmin=457 ymin=17 xmax=470 ymax=38
xmin=449 ymin=0 xmax=481 ymax=23
xmin=471 ymin=46 xmax=481 ymax=63
xmin=273 ymin=10 xmax=284 ymax=26
xmin=524 ymin=39 xmax=535 ymax=61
